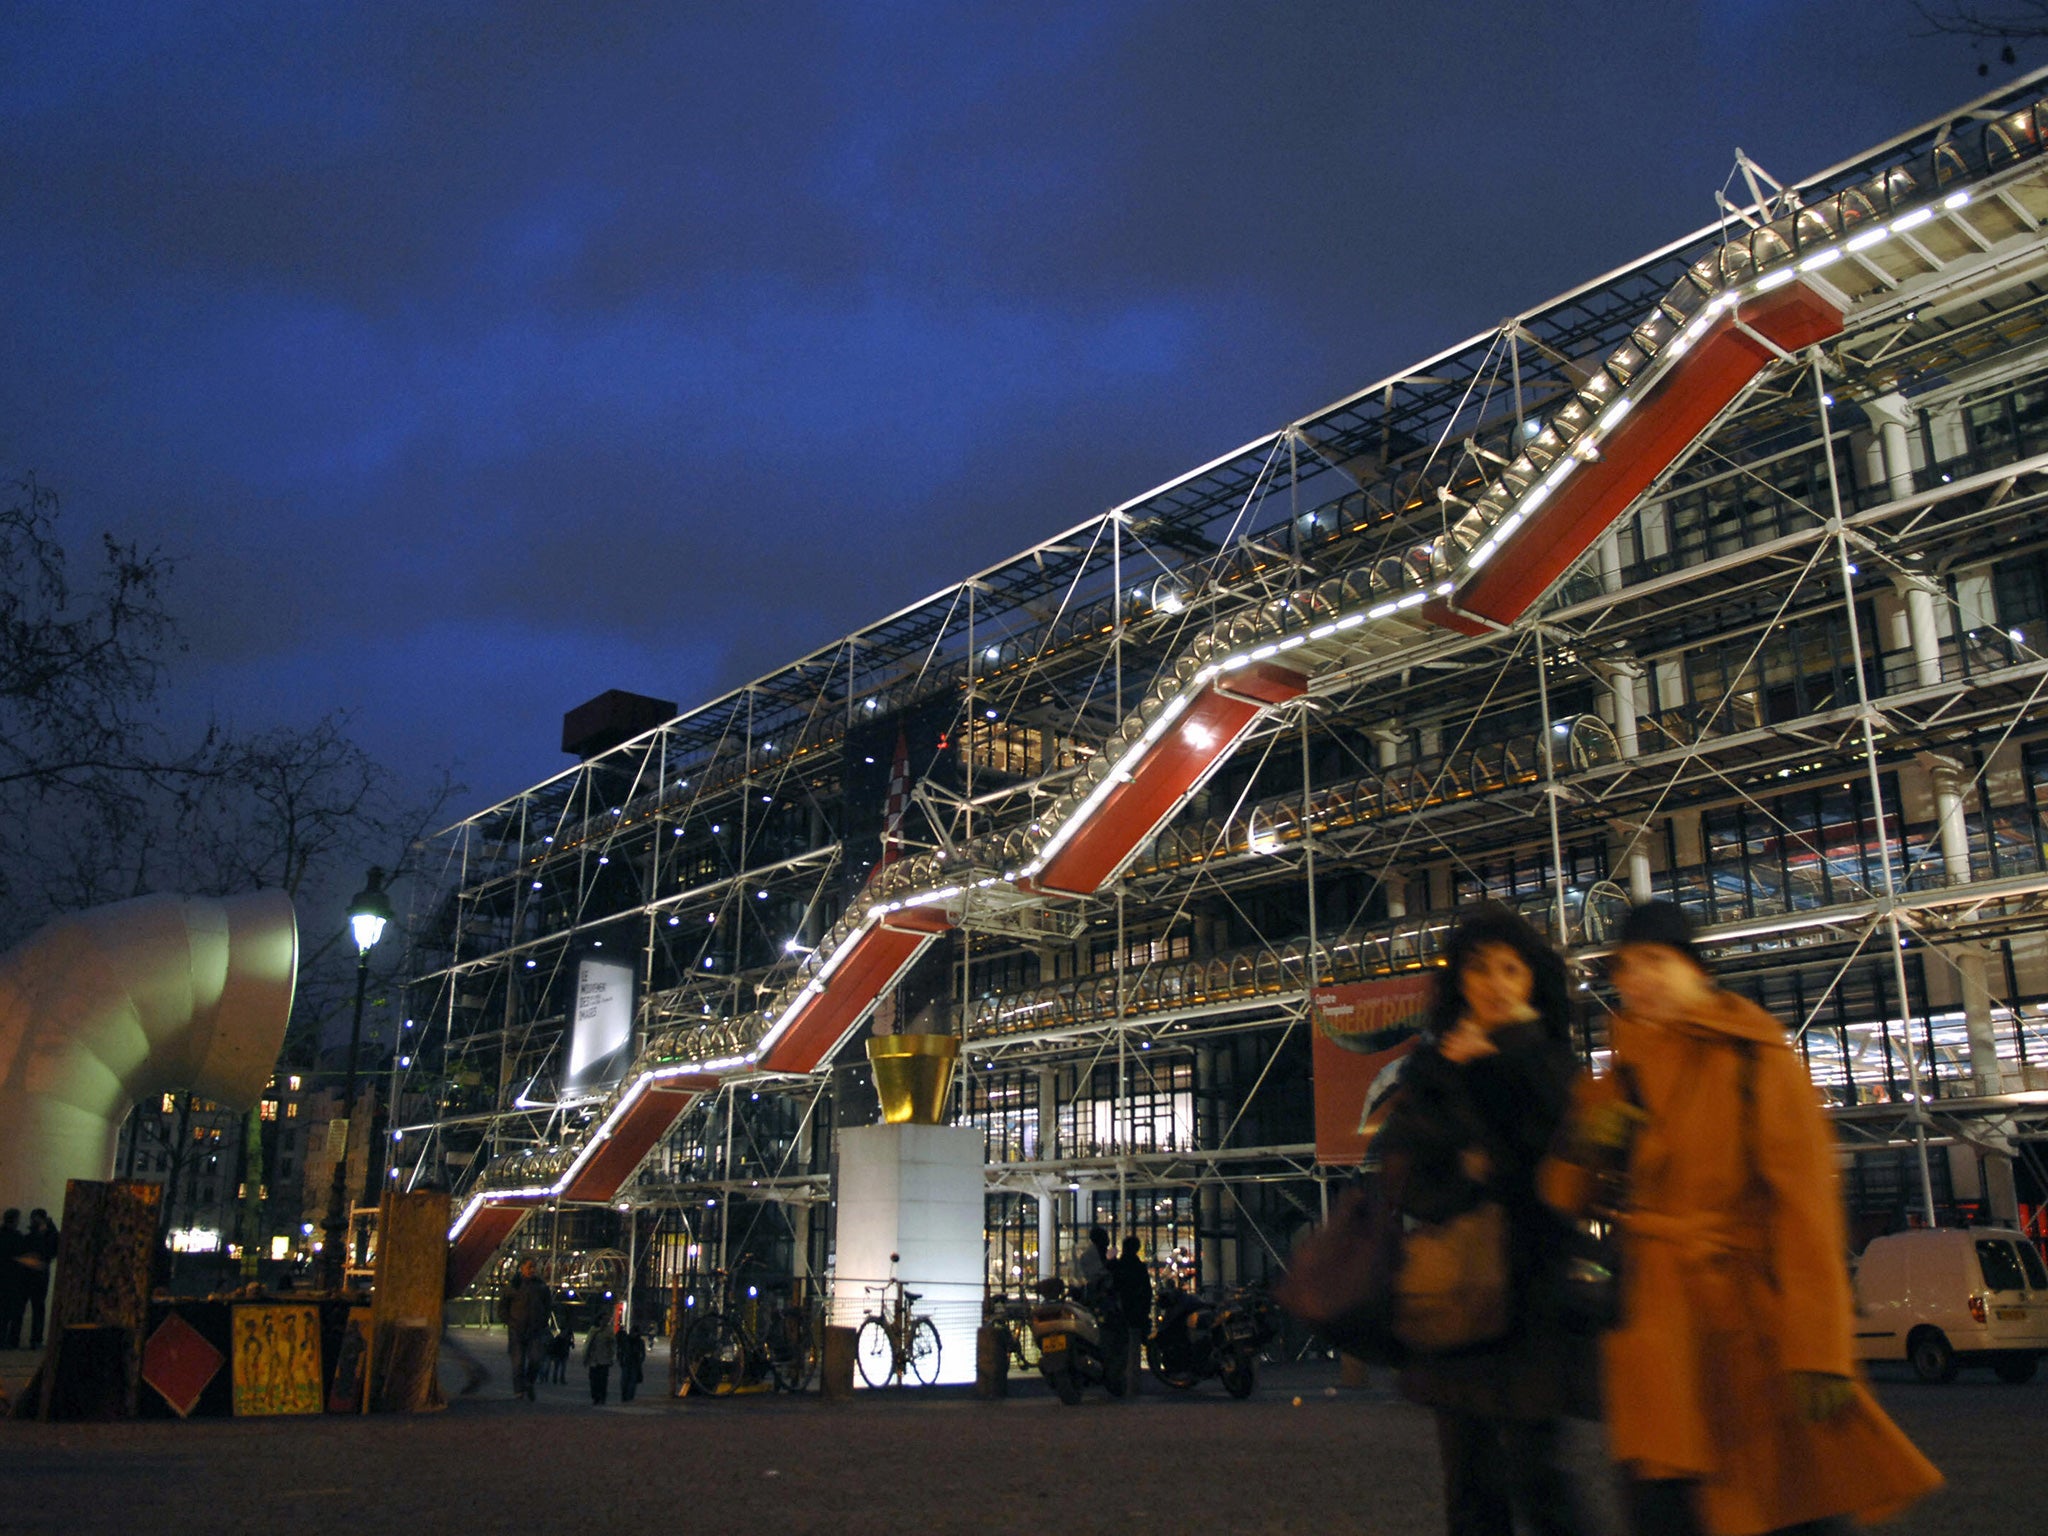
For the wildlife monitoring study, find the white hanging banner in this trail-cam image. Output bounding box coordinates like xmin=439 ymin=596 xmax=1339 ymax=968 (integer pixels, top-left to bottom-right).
xmin=565 ymin=954 xmax=637 ymax=1098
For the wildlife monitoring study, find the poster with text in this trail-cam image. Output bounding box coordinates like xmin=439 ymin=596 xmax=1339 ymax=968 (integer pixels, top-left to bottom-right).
xmin=1310 ymin=975 xmax=1434 ymax=1164
xmin=565 ymin=954 xmax=637 ymax=1098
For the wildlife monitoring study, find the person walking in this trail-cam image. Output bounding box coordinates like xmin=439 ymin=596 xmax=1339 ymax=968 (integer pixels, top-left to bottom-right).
xmin=1074 ymin=1225 xmax=1111 ymax=1300
xmin=1374 ymin=903 xmax=1592 ymax=1536
xmin=502 ymin=1257 xmax=553 ymax=1400
xmin=617 ymin=1321 xmax=646 ymax=1403
xmin=1545 ymin=902 xmax=1942 ymax=1535
xmin=549 ymin=1297 xmax=575 ymax=1384
xmin=1109 ymin=1236 xmax=1152 ymax=1394
xmin=0 ymin=1210 xmax=25 ymax=1351
xmin=21 ymin=1210 xmax=58 ymax=1351
xmin=584 ymin=1302 xmax=617 ymax=1405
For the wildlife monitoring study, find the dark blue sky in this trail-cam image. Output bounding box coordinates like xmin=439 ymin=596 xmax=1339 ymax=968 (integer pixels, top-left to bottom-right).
xmin=0 ymin=1 xmax=2008 ymax=812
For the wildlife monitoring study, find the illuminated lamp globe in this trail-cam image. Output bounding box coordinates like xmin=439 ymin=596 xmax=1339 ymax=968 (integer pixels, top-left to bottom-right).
xmin=348 ymin=868 xmax=395 ymax=955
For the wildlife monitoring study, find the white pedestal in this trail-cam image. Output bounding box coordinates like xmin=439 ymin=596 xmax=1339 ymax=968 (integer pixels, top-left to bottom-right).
xmin=832 ymin=1123 xmax=983 ymax=1387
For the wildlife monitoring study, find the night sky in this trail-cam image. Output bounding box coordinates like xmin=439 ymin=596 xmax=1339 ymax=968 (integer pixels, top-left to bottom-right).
xmin=0 ymin=2 xmax=2010 ymax=815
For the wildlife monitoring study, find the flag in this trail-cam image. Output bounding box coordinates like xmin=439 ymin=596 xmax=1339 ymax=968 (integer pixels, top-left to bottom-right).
xmin=882 ymin=726 xmax=910 ymax=865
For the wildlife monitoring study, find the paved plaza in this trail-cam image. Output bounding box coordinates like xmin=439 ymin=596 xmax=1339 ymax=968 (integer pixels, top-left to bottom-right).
xmin=1 ymin=1342 xmax=2043 ymax=1535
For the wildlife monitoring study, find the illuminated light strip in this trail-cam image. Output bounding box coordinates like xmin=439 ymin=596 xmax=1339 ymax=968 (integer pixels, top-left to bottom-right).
xmin=1846 ymin=225 xmax=1889 ymax=253
xmin=1278 ymin=634 xmax=1306 ymax=649
xmin=1891 ymin=206 xmax=1935 ymax=233
xmin=1753 ymin=266 xmax=1797 ymax=293
xmin=1023 ymin=692 xmax=1200 ymax=875
xmin=1943 ymin=189 xmax=1971 ymax=209
xmin=450 ymin=1193 xmax=488 ymax=1238
xmin=755 ymin=914 xmax=879 ymax=1054
xmin=550 ymin=1072 xmax=655 ymax=1194
xmin=1798 ymin=247 xmax=1842 ymax=272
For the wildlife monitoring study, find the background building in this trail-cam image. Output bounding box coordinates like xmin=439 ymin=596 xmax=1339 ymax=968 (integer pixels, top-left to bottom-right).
xmin=398 ymin=73 xmax=2048 ymax=1316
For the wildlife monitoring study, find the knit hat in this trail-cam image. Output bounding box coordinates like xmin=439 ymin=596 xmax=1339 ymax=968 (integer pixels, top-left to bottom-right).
xmin=1616 ymin=900 xmax=1710 ymax=971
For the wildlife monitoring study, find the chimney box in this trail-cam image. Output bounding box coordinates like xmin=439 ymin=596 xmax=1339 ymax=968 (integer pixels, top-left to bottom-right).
xmin=561 ymin=689 xmax=677 ymax=759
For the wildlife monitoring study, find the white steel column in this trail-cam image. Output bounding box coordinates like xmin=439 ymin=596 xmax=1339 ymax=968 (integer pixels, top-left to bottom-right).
xmin=1866 ymin=393 xmax=1918 ymax=502
xmin=1600 ymin=656 xmax=1654 ymax=903
xmin=1036 ymin=1066 xmax=1059 ymax=1278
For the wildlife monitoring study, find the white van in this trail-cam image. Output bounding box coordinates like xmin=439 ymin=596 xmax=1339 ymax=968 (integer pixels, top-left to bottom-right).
xmin=1852 ymin=1227 xmax=2048 ymax=1383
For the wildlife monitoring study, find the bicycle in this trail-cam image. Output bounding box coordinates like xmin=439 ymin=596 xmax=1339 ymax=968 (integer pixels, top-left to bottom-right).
xmin=855 ymin=1253 xmax=942 ymax=1388
xmin=677 ymin=1269 xmax=823 ymax=1396
xmin=986 ymin=1294 xmax=1042 ymax=1372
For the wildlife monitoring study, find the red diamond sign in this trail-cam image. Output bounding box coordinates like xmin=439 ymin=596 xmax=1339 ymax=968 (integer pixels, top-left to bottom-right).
xmin=142 ymin=1312 xmax=224 ymax=1418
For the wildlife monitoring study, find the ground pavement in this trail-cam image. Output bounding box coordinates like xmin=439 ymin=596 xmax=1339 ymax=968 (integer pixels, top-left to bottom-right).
xmin=0 ymin=1340 xmax=2042 ymax=1534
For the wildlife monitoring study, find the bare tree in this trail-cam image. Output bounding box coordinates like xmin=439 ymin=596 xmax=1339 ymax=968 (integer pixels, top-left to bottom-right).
xmin=0 ymin=474 xmax=214 ymax=924
xmin=1919 ymin=4 xmax=2038 ymax=70
xmin=4 ymin=474 xmax=464 ymax=1269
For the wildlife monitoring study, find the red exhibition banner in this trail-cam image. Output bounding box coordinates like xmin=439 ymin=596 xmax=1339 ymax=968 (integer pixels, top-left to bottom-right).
xmin=1310 ymin=975 xmax=1434 ymax=1165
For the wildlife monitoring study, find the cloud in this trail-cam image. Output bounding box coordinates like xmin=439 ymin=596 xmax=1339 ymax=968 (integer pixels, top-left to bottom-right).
xmin=0 ymin=0 xmax=1994 ymax=817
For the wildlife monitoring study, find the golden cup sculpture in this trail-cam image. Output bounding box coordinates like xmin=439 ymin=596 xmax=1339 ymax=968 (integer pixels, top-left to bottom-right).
xmin=866 ymin=1033 xmax=961 ymax=1125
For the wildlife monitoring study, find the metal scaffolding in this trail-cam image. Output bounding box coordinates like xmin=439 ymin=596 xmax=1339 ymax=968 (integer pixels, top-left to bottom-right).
xmin=400 ymin=71 xmax=2048 ymax=1307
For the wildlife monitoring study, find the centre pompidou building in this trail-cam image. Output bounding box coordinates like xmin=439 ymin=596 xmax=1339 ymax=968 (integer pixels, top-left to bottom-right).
xmin=398 ymin=70 xmax=2048 ymax=1325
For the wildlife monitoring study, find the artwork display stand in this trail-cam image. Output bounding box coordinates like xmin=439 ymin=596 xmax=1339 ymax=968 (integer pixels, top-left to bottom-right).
xmin=16 ymin=1179 xmax=160 ymax=1421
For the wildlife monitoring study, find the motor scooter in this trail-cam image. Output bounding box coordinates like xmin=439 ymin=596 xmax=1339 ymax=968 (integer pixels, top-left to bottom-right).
xmin=1028 ymin=1276 xmax=1127 ymax=1406
xmin=1148 ymin=1281 xmax=1271 ymax=1398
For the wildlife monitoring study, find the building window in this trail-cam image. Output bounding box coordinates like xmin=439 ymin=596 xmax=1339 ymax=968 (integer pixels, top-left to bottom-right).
xmin=286 ymin=1102 xmax=299 ymax=1118
xmin=958 ymin=719 xmax=1083 ymax=780
xmin=260 ymin=1100 xmax=278 ymax=1122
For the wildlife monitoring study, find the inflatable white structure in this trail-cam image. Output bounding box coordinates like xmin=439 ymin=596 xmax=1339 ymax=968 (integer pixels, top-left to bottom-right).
xmin=0 ymin=892 xmax=298 ymax=1219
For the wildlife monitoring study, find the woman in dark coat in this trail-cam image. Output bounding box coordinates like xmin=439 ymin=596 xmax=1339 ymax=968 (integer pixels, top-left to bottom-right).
xmin=1374 ymin=903 xmax=1590 ymax=1536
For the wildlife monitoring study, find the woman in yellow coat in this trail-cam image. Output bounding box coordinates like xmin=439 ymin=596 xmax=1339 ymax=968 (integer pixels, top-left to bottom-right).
xmin=1543 ymin=903 xmax=1941 ymax=1536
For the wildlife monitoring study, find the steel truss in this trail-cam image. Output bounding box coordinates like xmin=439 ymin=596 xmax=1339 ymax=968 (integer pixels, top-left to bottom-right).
xmin=403 ymin=71 xmax=2048 ymax=1298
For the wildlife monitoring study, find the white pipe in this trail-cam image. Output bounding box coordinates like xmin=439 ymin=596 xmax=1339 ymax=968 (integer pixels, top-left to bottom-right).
xmin=0 ymin=891 xmax=298 ymax=1219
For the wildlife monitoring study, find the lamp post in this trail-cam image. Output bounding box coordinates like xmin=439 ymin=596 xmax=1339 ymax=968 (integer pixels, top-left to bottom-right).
xmin=321 ymin=867 xmax=394 ymax=1291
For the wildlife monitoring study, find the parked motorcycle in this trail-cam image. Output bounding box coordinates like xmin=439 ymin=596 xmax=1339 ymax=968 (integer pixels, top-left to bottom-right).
xmin=1028 ymin=1276 xmax=1127 ymax=1406
xmin=1148 ymin=1281 xmax=1274 ymax=1398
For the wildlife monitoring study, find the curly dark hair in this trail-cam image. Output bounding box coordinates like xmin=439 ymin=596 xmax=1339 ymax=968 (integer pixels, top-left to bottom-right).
xmin=1422 ymin=901 xmax=1571 ymax=1044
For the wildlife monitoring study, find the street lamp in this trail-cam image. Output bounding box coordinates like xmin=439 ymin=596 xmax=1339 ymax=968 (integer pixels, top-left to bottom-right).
xmin=321 ymin=867 xmax=394 ymax=1291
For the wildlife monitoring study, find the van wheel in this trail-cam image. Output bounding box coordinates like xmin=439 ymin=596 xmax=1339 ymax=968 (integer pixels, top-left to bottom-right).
xmin=1909 ymin=1328 xmax=1958 ymax=1384
xmin=1993 ymin=1352 xmax=2039 ymax=1384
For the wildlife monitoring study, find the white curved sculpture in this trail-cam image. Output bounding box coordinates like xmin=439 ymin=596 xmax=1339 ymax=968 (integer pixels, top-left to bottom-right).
xmin=0 ymin=891 xmax=298 ymax=1219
